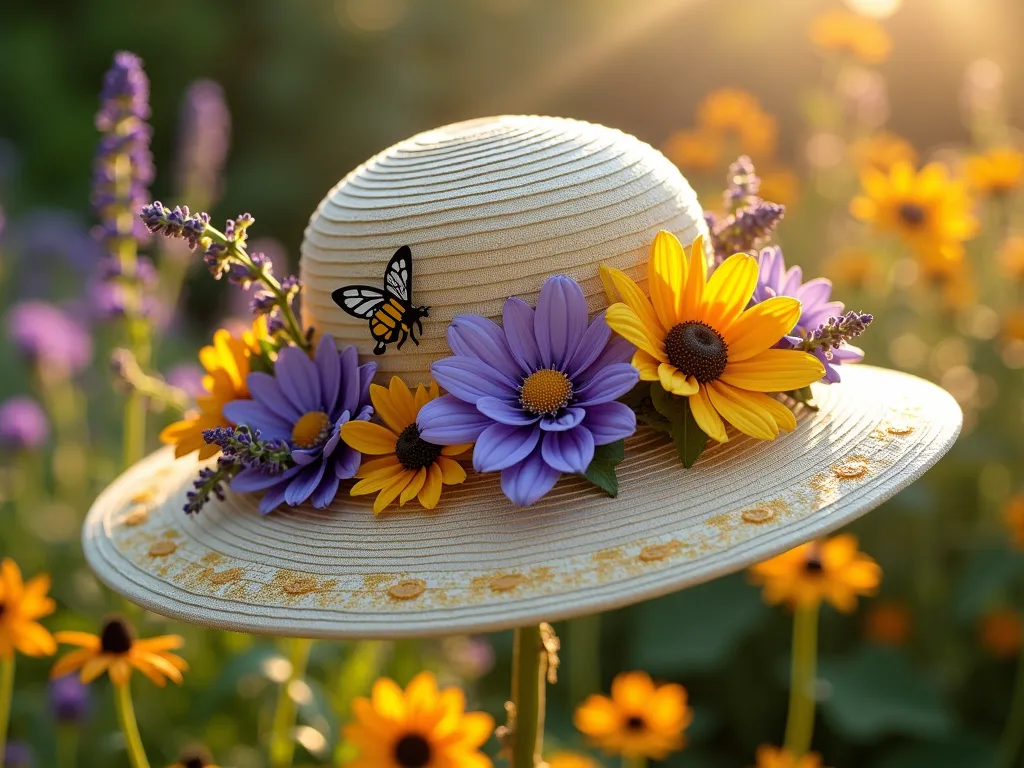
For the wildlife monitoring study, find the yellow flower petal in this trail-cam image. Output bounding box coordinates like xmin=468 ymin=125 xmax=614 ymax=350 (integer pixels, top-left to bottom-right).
xmin=373 ymin=470 xmax=415 ymax=514
xmin=354 ymin=455 xmax=401 ymax=479
xmin=689 ymin=385 xmax=728 ymax=444
xmin=435 ymin=456 xmax=467 ymax=485
xmin=658 ymin=364 xmax=699 ymax=396
xmin=679 ymin=235 xmax=708 ymax=320
xmin=370 ymin=380 xmax=413 ymax=434
xmin=350 ymin=463 xmax=408 ymax=496
xmin=723 ymin=297 xmax=802 ymax=362
xmin=707 ymin=382 xmax=779 ymax=440
xmin=720 ymin=349 xmax=825 ymax=392
xmin=400 ymin=467 xmax=428 ymax=506
xmin=599 ymin=265 xmax=620 ymax=304
xmin=418 ymin=464 xmax=444 ymax=509
xmin=606 ymin=304 xmax=667 ymax=362
xmin=603 ymin=266 xmax=665 ymax=337
xmin=703 ymin=252 xmax=758 ymax=331
xmin=341 ymin=421 xmax=399 ymax=455
xmin=632 ymin=349 xmax=662 ymax=381
xmin=649 ymin=230 xmax=687 ymax=328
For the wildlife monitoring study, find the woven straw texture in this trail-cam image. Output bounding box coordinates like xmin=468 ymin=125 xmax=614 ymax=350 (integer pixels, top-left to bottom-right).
xmin=81 ymin=116 xmax=961 ymax=638
xmin=300 ymin=115 xmax=707 ymax=383
xmin=83 ymin=365 xmax=960 ymax=639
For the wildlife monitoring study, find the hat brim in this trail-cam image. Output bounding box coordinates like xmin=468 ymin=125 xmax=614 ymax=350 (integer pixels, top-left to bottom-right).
xmin=83 ymin=365 xmax=960 ymax=639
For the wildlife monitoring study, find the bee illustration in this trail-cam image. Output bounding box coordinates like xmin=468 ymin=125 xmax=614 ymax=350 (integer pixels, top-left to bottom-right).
xmin=331 ymin=245 xmax=430 ymax=355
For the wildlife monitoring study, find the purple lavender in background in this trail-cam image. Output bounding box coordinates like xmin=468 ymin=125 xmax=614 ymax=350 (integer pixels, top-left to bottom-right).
xmin=7 ymin=301 xmax=93 ymax=376
xmin=3 ymin=741 xmax=33 ymax=768
xmin=752 ymin=247 xmax=870 ymax=383
xmin=49 ymin=674 xmax=92 ymax=725
xmin=705 ymin=156 xmax=785 ymax=264
xmin=166 ymin=363 xmax=206 ymax=399
xmin=0 ymin=397 xmax=49 ymax=450
xmin=16 ymin=209 xmax=105 ymax=278
xmin=175 ymin=80 xmax=231 ymax=205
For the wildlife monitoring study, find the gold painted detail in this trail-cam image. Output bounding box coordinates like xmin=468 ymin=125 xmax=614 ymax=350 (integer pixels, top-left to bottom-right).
xmin=639 ymin=541 xmax=681 ymax=562
xmin=388 ymin=579 xmax=426 ymax=600
xmin=741 ymin=507 xmax=775 ymax=524
xmin=148 ymin=541 xmax=177 ymax=557
xmin=886 ymin=423 xmax=914 ymax=435
xmin=283 ymin=576 xmax=319 ymax=595
xmin=490 ymin=573 xmax=528 ymax=592
xmin=210 ymin=568 xmax=244 ymax=585
xmin=834 ymin=460 xmax=869 ymax=479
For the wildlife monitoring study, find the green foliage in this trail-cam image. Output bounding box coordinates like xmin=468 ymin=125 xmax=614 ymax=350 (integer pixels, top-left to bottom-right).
xmin=583 ymin=439 xmax=625 ymax=497
xmin=819 ymin=647 xmax=954 ymax=740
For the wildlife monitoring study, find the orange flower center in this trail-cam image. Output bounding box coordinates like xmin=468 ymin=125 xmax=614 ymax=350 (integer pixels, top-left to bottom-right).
xmin=898 ymin=202 xmax=927 ymax=227
xmin=394 ymin=733 xmax=431 ymax=767
xmin=292 ymin=411 xmax=331 ymax=448
xmin=519 ymin=369 xmax=572 ymax=415
xmin=665 ymin=321 xmax=728 ymax=383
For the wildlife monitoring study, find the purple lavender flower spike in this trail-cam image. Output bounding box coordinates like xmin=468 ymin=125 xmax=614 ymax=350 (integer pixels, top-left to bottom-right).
xmin=175 ymin=79 xmax=231 ymax=205
xmin=3 ymin=741 xmax=33 ymax=768
xmin=0 ymin=397 xmax=49 ymax=451
xmin=7 ymin=301 xmax=93 ymax=376
xmin=222 ymin=336 xmax=376 ymax=513
xmin=49 ymin=674 xmax=92 ymax=725
xmin=752 ymin=247 xmax=869 ymax=383
xmin=417 ymin=275 xmax=638 ymax=507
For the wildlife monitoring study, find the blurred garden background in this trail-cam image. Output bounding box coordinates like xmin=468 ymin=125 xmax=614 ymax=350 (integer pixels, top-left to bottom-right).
xmin=2 ymin=0 xmax=1024 ymax=766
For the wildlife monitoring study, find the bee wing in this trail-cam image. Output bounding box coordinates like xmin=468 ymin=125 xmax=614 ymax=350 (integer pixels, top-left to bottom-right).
xmin=332 ymin=285 xmax=389 ymax=318
xmin=385 ymin=245 xmax=413 ymax=302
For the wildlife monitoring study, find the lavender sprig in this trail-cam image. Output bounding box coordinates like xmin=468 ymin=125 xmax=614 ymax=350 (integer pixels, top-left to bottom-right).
xmin=184 ymin=458 xmax=236 ymax=515
xmin=202 ymin=425 xmax=294 ymax=475
xmin=797 ymin=311 xmax=874 ymax=358
xmin=705 ymin=156 xmax=785 ymax=264
xmin=140 ymin=202 xmax=309 ymax=350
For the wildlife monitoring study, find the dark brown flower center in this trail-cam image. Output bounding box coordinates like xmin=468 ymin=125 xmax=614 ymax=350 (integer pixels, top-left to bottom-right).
xmin=664 ymin=322 xmax=729 ymax=383
xmin=394 ymin=734 xmax=431 ymax=767
xmin=179 ymin=749 xmax=210 ymax=768
xmin=625 ymin=715 xmax=646 ymax=731
xmin=100 ymin=617 xmax=134 ymax=654
xmin=898 ymin=203 xmax=927 ymax=227
xmin=395 ymin=423 xmax=442 ymax=471
xmin=0 ymin=602 xmax=6 ymax=619
xmin=804 ymin=556 xmax=824 ymax=574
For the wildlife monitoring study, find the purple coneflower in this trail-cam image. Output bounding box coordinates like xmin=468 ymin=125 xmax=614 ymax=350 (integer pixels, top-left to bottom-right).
xmin=7 ymin=301 xmax=93 ymax=377
xmin=0 ymin=397 xmax=49 ymax=451
xmin=49 ymin=674 xmax=91 ymax=725
xmin=417 ymin=275 xmax=638 ymax=507
xmin=222 ymin=336 xmax=376 ymax=512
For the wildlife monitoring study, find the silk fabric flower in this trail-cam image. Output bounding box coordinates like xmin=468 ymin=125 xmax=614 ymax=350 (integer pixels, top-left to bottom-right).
xmin=222 ymin=335 xmax=376 ymax=513
xmin=417 ymin=275 xmax=638 ymax=507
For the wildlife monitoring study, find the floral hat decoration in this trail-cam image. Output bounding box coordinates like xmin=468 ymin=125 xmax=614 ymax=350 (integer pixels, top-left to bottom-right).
xmin=82 ymin=115 xmax=960 ymax=639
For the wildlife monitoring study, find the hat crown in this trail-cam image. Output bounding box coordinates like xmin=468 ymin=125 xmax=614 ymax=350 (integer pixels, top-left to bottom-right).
xmin=300 ymin=115 xmax=706 ymax=383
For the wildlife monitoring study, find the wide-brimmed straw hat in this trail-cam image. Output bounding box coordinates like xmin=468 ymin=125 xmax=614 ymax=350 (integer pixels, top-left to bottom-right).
xmin=83 ymin=115 xmax=961 ymax=638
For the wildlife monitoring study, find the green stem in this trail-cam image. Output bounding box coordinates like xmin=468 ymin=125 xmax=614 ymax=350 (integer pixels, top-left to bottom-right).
xmin=0 ymin=657 xmax=14 ymax=768
xmin=113 ymin=682 xmax=150 ymax=768
xmin=332 ymin=641 xmax=388 ymax=767
xmin=202 ymin=224 xmax=309 ymax=351
xmin=996 ymin=631 xmax=1024 ymax=768
xmin=782 ymin=602 xmax=820 ymax=758
xmin=567 ymin=614 xmax=601 ymax=707
xmin=56 ymin=724 xmax=79 ymax=768
xmin=268 ymin=637 xmax=313 ymax=768
xmin=511 ymin=626 xmax=546 ymax=768
xmin=624 ymin=756 xmax=647 ymax=768
xmin=39 ymin=373 xmax=89 ymax=505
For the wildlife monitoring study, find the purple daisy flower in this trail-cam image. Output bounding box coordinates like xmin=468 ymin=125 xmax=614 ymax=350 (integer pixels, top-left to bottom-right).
xmin=752 ymin=246 xmax=864 ymax=383
xmin=417 ymin=275 xmax=638 ymax=507
xmin=0 ymin=397 xmax=49 ymax=451
xmin=223 ymin=335 xmax=376 ymax=513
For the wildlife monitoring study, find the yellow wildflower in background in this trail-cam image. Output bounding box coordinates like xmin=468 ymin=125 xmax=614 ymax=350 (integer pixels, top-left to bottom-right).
xmin=749 ymin=534 xmax=881 ymax=612
xmin=999 ymin=236 xmax=1024 ymax=282
xmin=0 ymin=558 xmax=56 ymax=660
xmin=1001 ymin=307 xmax=1024 ymax=343
xmin=603 ymin=232 xmax=823 ymax=443
xmin=809 ymin=9 xmax=891 ymax=64
xmin=979 ymin=608 xmax=1023 ymax=659
xmin=663 ymin=129 xmax=723 ymax=173
xmin=863 ymin=600 xmax=911 ymax=646
xmin=574 ymin=671 xmax=692 ymax=761
xmin=696 ymin=88 xmax=778 ymax=157
xmin=850 ymin=161 xmax=979 ymax=265
xmin=343 ymin=671 xmax=494 ymax=768
xmin=850 ymin=132 xmax=918 ymax=174
xmin=758 ymin=165 xmax=801 ymax=208
xmin=964 ymin=147 xmax=1024 ymax=196
xmin=547 ymin=752 xmax=600 ymax=768
xmin=1003 ymin=493 xmax=1024 ymax=548
xmin=821 ymin=249 xmax=879 ymax=290
xmin=342 ymin=377 xmax=470 ymax=513
xmin=753 ymin=745 xmax=823 ymax=768
xmin=160 ymin=318 xmax=267 ymax=459
xmin=52 ymin=617 xmax=188 ymax=687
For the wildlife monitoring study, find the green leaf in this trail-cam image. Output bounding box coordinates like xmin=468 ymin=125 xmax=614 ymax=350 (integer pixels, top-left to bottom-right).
xmin=819 ymin=646 xmax=954 ymax=741
xmin=628 ymin=573 xmax=769 ymax=675
xmin=786 ymin=386 xmax=819 ymax=410
xmin=650 ymin=383 xmax=707 ymax=468
xmin=870 ymin=733 xmax=996 ymax=768
xmin=953 ymin=545 xmax=1024 ymax=622
xmin=584 ymin=439 xmax=625 ymax=497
